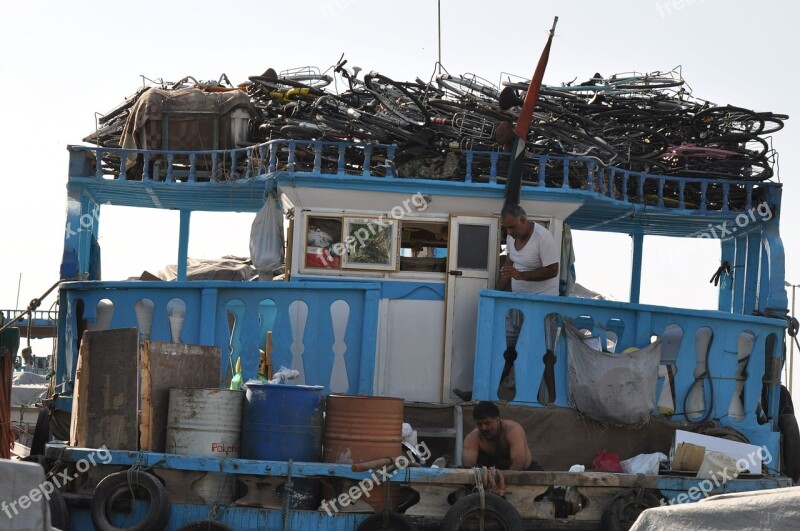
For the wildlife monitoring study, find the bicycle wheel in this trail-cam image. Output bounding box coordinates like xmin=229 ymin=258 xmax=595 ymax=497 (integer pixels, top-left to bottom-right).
xmin=609 ymin=74 xmax=684 ymax=90
xmin=364 ymin=72 xmax=429 ymax=126
xmin=701 ymin=134 xmax=769 ymax=159
xmin=691 ymin=105 xmax=764 ymax=137
xmin=602 ymin=126 xmax=669 ymax=159
xmin=758 ymin=112 xmax=787 ymax=134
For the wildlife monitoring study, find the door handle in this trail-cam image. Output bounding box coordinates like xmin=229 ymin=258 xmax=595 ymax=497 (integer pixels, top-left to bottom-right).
xmin=449 ymin=270 xmax=463 ymax=276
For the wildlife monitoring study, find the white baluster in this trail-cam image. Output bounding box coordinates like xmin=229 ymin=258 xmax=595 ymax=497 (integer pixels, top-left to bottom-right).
xmin=167 ymin=298 xmax=186 ymax=344
xmin=687 ymin=327 xmax=713 ymax=419
xmin=289 ymin=300 xmax=308 ymax=384
xmin=728 ymin=331 xmax=756 ymax=422
xmin=329 ymin=300 xmax=350 ymax=394
xmin=135 ymin=298 xmax=155 ymax=342
xmin=87 ymin=299 xmax=114 ymax=331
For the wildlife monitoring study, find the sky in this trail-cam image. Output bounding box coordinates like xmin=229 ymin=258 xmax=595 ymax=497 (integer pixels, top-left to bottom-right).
xmin=1 ymin=1 xmax=799 ymax=370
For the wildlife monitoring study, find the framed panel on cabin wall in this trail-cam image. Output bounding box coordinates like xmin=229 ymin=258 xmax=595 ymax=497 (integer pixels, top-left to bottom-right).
xmin=341 ymin=217 xmax=398 ymax=271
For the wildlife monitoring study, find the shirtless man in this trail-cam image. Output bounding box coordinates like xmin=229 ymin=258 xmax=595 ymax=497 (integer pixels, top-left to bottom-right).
xmin=461 ymin=401 xmax=540 ymax=471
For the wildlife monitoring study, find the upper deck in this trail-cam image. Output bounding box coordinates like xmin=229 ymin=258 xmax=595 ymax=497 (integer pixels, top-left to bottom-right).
xmin=66 ymin=140 xmax=781 ymax=238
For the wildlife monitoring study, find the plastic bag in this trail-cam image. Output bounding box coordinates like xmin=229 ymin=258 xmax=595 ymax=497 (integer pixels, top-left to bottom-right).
xmin=620 ymin=452 xmax=668 ymax=475
xmin=592 ymin=450 xmax=623 ymax=472
xmin=249 ymin=193 xmax=284 ymax=279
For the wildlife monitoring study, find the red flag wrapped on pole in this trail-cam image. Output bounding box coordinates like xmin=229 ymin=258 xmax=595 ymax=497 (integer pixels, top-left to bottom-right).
xmin=504 ymin=16 xmax=559 ymax=206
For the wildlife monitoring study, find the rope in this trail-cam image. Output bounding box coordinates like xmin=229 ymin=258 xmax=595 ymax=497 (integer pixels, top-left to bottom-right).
xmin=684 ymin=333 xmax=714 ymax=422
xmin=0 ymin=278 xmax=67 ymax=334
xmin=472 ymin=467 xmax=486 ymax=531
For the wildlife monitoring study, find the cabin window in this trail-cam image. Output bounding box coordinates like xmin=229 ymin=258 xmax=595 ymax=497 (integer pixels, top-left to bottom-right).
xmin=457 ymin=224 xmax=490 ymax=269
xmin=399 ymin=221 xmax=448 ymax=272
xmin=341 ymin=217 xmax=399 ymax=271
xmin=305 ymin=216 xmax=342 ymax=269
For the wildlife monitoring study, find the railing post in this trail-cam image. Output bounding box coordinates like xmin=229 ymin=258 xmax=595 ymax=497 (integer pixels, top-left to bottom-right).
xmin=630 ymin=232 xmax=644 ymax=304
xmin=188 ymin=152 xmax=197 ymax=182
xmin=177 ymin=210 xmax=191 ymax=282
xmin=465 ymin=151 xmax=473 ymax=182
xmin=489 ymin=152 xmax=498 ymax=184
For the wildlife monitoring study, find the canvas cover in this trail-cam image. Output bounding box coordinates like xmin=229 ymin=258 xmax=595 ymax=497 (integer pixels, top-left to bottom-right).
xmin=566 ymin=320 xmax=660 ymax=425
xmin=631 ymin=487 xmax=800 ymax=530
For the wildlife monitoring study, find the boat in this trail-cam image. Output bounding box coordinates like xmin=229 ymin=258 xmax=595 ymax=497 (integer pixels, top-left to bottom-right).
xmin=2 ymin=65 xmax=796 ymax=531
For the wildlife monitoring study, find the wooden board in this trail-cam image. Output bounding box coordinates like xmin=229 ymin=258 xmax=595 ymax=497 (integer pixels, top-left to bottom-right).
xmin=69 ymin=328 xmax=139 ymax=450
xmin=140 ymin=341 xmax=220 ymax=452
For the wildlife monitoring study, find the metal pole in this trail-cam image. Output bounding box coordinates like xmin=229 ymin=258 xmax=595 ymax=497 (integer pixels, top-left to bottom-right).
xmin=791 ymin=284 xmax=796 ymax=394
xmin=437 ymin=0 xmax=442 ymax=74
xmin=15 ymin=273 xmax=21 ymax=309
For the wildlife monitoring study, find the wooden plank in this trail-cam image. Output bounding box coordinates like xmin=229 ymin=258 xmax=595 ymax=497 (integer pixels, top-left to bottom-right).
xmin=140 ymin=341 xmax=220 ymax=452
xmin=70 ymin=329 xmax=139 ymax=450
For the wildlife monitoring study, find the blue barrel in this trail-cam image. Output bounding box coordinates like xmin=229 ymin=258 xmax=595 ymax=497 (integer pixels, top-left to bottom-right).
xmin=241 ymin=382 xmax=324 ymax=509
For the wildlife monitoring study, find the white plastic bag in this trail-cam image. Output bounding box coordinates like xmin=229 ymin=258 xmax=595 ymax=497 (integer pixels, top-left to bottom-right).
xmin=249 ymin=193 xmax=284 ymax=279
xmin=620 ymin=452 xmax=668 ymax=475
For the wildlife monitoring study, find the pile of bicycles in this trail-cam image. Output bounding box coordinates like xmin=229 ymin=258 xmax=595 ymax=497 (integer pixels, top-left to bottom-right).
xmin=85 ymin=59 xmax=787 ymax=187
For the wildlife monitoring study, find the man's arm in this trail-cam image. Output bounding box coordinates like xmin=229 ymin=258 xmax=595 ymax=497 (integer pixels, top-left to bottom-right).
xmin=506 ymin=424 xmax=530 ymax=471
xmin=461 ymin=430 xmax=479 ymax=467
xmin=497 ymin=259 xmax=513 ymax=291
xmin=514 ymin=262 xmax=559 ymax=282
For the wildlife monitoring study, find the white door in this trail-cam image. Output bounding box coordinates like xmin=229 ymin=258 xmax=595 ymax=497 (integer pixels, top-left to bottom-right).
xmin=442 ymin=216 xmax=499 ymax=402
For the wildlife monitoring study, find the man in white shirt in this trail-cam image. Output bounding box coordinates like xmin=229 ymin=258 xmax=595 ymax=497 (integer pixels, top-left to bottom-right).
xmin=497 ymin=204 xmax=559 ymax=295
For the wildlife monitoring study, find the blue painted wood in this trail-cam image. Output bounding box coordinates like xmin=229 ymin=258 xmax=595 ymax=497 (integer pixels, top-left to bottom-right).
xmin=743 ymin=231 xmax=761 ymax=315
xmin=763 ymin=222 xmax=789 ymax=316
xmin=732 ymin=235 xmax=747 ymax=314
xmin=472 ymin=290 xmax=786 ymax=460
xmin=718 ymin=238 xmax=735 ymax=312
xmin=630 ymin=232 xmax=644 ymax=304
xmin=57 ymin=282 xmax=381 ymax=396
xmin=177 ymin=210 xmax=191 ymax=282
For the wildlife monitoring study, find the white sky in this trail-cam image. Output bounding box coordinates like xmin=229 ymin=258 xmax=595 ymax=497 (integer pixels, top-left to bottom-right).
xmin=1 ymin=1 xmax=798 ymax=321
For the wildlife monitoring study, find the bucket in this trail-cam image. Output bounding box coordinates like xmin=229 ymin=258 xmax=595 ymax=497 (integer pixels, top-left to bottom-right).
xmin=241 ymin=382 xmax=324 ymax=509
xmin=323 ymin=395 xmax=405 ymax=512
xmin=166 ymin=388 xmax=244 ymax=505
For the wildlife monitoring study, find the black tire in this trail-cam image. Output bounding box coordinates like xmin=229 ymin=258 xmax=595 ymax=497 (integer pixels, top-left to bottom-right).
xmin=701 ymin=134 xmax=769 ymax=160
xmin=440 ymin=492 xmax=523 ymax=531
xmin=692 ymin=106 xmax=764 ymax=138
xmin=759 ymin=112 xmax=787 ymax=134
xmin=30 ymin=407 xmax=49 ymax=456
xmin=601 ymin=490 xmax=662 ymax=531
xmin=49 ymin=487 xmax=69 ymax=531
xmin=177 ymin=520 xmax=234 ymax=531
xmin=780 ymin=384 xmax=795 ymax=416
xmin=90 ymin=471 xmax=170 ymax=531
xmin=779 ymin=413 xmax=800 ymax=483
xmin=356 ymin=511 xmax=418 ymax=531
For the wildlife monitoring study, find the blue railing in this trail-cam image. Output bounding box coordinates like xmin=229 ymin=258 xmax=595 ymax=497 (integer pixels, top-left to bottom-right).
xmin=473 ymin=291 xmax=787 ymax=464
xmin=57 ymin=281 xmax=381 ymax=397
xmin=67 ymin=141 xmax=776 ymax=213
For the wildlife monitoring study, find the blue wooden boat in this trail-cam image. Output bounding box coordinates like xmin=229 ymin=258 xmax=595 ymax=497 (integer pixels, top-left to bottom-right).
xmin=26 ymin=126 xmax=794 ymax=530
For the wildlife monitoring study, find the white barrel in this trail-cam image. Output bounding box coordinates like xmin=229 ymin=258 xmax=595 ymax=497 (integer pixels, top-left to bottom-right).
xmin=166 ymin=388 xmax=244 ymax=505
